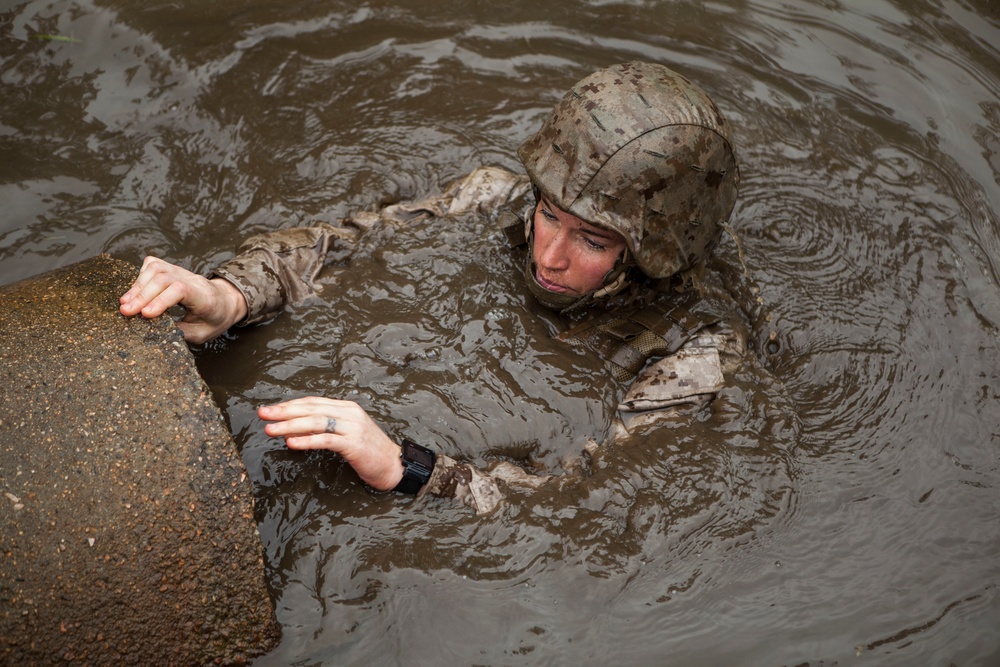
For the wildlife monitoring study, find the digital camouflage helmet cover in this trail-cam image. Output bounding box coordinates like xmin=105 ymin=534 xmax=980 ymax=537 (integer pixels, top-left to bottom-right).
xmin=518 ymin=61 xmax=740 ymax=285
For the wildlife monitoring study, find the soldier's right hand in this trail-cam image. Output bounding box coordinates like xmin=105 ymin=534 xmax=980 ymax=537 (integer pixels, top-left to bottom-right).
xmin=119 ymin=256 xmax=248 ymax=344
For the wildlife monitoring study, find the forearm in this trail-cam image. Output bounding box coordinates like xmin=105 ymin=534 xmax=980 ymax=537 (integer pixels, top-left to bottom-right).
xmin=418 ymin=454 xmax=504 ymax=515
xmin=417 ymin=447 xmax=598 ymax=514
xmin=210 ymin=168 xmax=528 ymax=327
xmin=212 ymin=223 xmax=360 ymax=325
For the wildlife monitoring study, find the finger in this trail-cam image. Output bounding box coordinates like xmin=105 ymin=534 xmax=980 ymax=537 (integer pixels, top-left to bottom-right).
xmin=175 ymin=321 xmax=213 ymax=345
xmin=138 ymin=280 xmax=188 ymax=319
xmin=120 ymin=257 xmax=165 ymax=314
xmin=258 ymin=398 xmax=359 ymax=422
xmin=283 ymin=433 xmax=343 ymax=451
xmin=121 ymin=257 xmax=188 ymax=316
xmin=264 ymin=414 xmax=340 ymax=438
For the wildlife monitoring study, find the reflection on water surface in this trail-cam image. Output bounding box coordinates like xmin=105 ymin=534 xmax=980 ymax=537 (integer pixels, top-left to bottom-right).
xmin=2 ymin=0 xmax=999 ymax=664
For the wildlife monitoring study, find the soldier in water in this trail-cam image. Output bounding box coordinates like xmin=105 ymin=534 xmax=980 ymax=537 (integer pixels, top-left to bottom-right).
xmin=119 ymin=61 xmax=746 ymax=514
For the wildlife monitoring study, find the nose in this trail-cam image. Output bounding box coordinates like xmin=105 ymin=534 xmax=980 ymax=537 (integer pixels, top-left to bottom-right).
xmin=535 ymin=226 xmax=571 ymax=272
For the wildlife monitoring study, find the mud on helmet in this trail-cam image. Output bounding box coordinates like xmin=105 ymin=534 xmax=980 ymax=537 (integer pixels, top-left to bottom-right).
xmin=518 ymin=61 xmax=740 ymax=310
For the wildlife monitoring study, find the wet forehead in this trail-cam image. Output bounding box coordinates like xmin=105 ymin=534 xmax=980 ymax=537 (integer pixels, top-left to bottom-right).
xmin=539 ymin=195 xmax=624 ymax=241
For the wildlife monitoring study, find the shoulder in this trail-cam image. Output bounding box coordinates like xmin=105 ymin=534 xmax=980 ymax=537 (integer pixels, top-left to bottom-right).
xmin=444 ymin=167 xmax=532 ymax=215
xmin=378 ymin=166 xmax=531 ymax=222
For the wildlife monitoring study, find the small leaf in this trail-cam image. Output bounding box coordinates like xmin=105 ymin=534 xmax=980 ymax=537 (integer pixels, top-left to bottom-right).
xmin=34 ymin=34 xmax=83 ymax=43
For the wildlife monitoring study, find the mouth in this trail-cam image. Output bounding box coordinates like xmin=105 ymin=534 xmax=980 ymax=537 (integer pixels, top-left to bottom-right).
xmin=535 ymin=269 xmax=571 ymax=294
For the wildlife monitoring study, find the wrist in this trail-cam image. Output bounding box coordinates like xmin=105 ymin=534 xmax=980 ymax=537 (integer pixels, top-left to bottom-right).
xmin=212 ymin=277 xmax=248 ymax=328
xmin=393 ymin=439 xmax=436 ymax=494
xmin=382 ymin=449 xmax=406 ymax=491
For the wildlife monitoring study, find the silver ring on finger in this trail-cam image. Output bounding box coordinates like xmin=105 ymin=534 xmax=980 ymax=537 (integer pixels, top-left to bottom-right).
xmin=324 ymin=417 xmax=337 ymax=434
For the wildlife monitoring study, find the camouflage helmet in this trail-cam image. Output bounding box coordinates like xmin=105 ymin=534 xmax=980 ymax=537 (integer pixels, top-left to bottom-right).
xmin=517 ymin=61 xmax=740 ymax=279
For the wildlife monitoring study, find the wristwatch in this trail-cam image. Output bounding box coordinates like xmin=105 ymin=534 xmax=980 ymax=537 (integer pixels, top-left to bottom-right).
xmin=393 ymin=439 xmax=436 ymax=494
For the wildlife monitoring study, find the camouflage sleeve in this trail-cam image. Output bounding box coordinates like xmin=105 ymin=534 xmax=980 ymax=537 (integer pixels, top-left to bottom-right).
xmin=418 ymin=327 xmax=746 ymax=512
xmin=210 ymin=167 xmax=528 ymax=327
xmin=417 ymin=323 xmax=748 ymax=511
xmin=417 ymin=455 xmax=555 ymax=515
xmin=614 ymin=326 xmax=747 ymax=435
xmin=443 ymin=166 xmax=531 ymax=215
xmin=211 ymin=223 xmax=360 ymax=326
xmin=418 ymin=454 xmax=504 ymax=515
xmin=419 ymin=325 xmax=745 ymax=512
xmin=381 ymin=166 xmax=531 ymax=221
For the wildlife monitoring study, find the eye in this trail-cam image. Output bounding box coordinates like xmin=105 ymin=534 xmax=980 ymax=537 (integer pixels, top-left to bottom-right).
xmin=540 ymin=206 xmax=558 ymax=222
xmin=582 ymin=235 xmax=608 ymax=251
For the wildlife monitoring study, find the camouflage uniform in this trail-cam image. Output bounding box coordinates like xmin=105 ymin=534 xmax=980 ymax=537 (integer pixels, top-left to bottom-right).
xmin=214 ymin=174 xmax=745 ymax=514
xmin=213 ymin=62 xmax=746 ymax=514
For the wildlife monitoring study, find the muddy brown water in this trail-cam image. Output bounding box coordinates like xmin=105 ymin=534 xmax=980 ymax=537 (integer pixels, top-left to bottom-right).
xmin=2 ymin=0 xmax=999 ymax=665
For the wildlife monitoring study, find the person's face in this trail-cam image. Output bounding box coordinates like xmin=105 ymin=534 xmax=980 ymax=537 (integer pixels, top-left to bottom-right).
xmin=531 ymin=197 xmax=627 ymax=296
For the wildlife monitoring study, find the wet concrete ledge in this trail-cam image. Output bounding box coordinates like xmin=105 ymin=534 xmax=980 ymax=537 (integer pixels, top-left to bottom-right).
xmin=0 ymin=255 xmax=279 ymax=664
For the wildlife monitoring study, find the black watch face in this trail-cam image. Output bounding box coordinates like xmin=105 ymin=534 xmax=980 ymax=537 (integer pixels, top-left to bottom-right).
xmin=403 ymin=441 xmax=434 ymax=469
